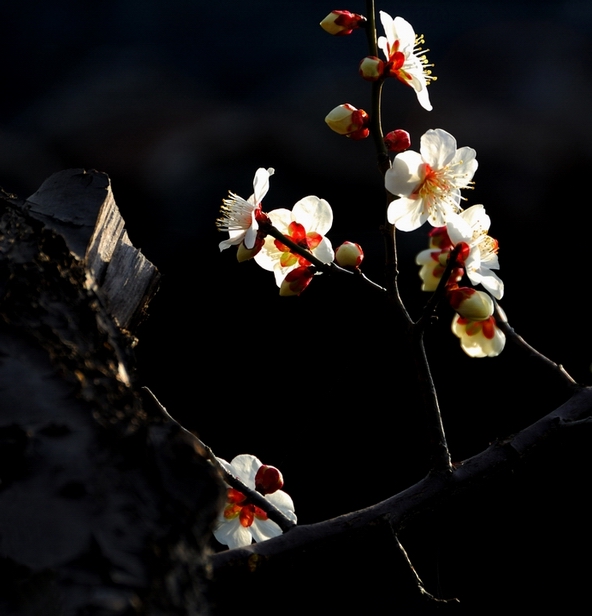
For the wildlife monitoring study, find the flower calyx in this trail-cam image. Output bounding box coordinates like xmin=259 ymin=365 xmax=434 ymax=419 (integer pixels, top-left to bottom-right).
xmin=280 ymin=266 xmax=316 ymax=296
xmin=320 ymin=10 xmax=366 ymax=36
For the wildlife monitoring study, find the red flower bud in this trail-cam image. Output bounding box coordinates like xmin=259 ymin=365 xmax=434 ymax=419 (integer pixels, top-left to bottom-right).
xmin=255 ymin=465 xmax=284 ymax=495
xmin=320 ymin=10 xmax=366 ymax=36
xmin=384 ymin=129 xmax=411 ymax=153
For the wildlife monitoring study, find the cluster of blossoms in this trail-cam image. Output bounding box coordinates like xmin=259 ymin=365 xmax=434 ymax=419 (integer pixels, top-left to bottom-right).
xmin=217 ymin=168 xmax=336 ymax=296
xmin=218 ymin=168 xmax=366 ymax=296
xmin=324 ymin=10 xmax=436 ymax=141
xmin=212 ymin=5 xmax=518 ymax=554
xmin=213 ymin=455 xmax=296 ymax=549
xmin=405 ymin=141 xmax=506 ymax=357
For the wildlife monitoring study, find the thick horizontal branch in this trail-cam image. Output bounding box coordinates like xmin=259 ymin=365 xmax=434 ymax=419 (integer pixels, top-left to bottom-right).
xmin=212 ymin=387 xmax=592 ymax=573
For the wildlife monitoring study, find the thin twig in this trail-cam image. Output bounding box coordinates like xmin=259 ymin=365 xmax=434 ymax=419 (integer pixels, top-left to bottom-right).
xmin=392 ymin=532 xmax=460 ymax=604
xmin=493 ymin=304 xmax=580 ymax=390
xmin=411 ymin=329 xmax=453 ymax=471
xmin=362 ymin=0 xmax=448 ymax=469
xmin=264 ymin=224 xmax=386 ymax=293
xmin=141 ymin=387 xmax=297 ymax=533
xmin=364 ymin=0 xmax=389 ymax=175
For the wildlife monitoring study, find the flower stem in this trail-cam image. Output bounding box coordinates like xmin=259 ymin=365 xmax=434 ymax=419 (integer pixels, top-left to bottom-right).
xmin=365 ymin=0 xmax=389 ymax=175
xmin=362 ymin=0 xmax=449 ymax=469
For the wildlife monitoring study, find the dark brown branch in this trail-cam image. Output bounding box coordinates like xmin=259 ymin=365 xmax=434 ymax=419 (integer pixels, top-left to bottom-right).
xmin=212 ymin=387 xmax=592 ymax=574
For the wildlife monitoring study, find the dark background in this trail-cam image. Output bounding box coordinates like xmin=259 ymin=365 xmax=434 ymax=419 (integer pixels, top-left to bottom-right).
xmin=2 ymin=1 xmax=591 ymax=613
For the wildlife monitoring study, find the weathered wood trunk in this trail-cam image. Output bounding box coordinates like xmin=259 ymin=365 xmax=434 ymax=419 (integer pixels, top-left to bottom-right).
xmin=0 ymin=170 xmax=224 ymax=615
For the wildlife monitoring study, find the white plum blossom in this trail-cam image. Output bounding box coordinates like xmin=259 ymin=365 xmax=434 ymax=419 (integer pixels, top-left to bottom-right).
xmin=452 ymin=315 xmax=506 ymax=358
xmin=213 ymin=454 xmax=296 ymax=550
xmin=385 ymin=128 xmax=478 ymax=231
xmin=378 ymin=12 xmax=434 ymax=111
xmin=446 ymin=204 xmax=503 ymax=299
xmin=217 ymin=168 xmax=274 ymax=252
xmin=255 ymin=196 xmax=334 ymax=287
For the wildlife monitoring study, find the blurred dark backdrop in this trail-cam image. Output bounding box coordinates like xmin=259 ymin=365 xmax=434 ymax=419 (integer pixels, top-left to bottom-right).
xmin=2 ymin=1 xmax=591 ymax=613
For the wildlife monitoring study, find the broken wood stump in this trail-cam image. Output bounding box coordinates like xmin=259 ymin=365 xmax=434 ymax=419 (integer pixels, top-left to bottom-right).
xmin=0 ymin=169 xmax=224 ymax=615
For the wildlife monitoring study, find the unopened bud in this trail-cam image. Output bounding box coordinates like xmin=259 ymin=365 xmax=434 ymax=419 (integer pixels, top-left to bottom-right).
xmin=384 ymin=129 xmax=411 ymax=153
xmin=320 ymin=10 xmax=366 ymax=36
xmin=255 ymin=465 xmax=284 ymax=495
xmin=448 ymin=287 xmax=494 ymax=321
xmin=325 ymin=104 xmax=369 ymax=140
xmin=359 ymin=56 xmax=384 ymax=81
xmin=280 ymin=266 xmax=315 ymax=296
xmin=335 ymin=241 xmax=364 ymax=268
xmin=236 ymin=235 xmax=265 ymax=262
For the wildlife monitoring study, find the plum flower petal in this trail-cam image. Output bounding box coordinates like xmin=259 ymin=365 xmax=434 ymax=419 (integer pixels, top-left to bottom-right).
xmin=446 ymin=204 xmax=503 ymax=299
xmin=255 ymin=196 xmax=334 ymax=287
xmin=217 ymin=168 xmax=274 ymax=251
xmin=377 ymin=12 xmax=434 ymax=111
xmin=452 ymin=315 xmax=506 ymax=358
xmin=213 ymin=454 xmax=296 ymax=550
xmin=416 ymin=247 xmax=448 ymax=291
xmin=386 ymin=129 xmax=478 ymax=231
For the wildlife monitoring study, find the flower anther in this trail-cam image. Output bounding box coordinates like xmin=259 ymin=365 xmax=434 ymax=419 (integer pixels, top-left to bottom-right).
xmin=452 ymin=315 xmax=506 ymax=358
xmin=385 ymin=128 xmax=478 ymax=231
xmin=213 ymin=454 xmax=296 ymax=550
xmin=377 ymin=12 xmax=436 ymax=111
xmin=217 ymin=168 xmax=274 ymax=254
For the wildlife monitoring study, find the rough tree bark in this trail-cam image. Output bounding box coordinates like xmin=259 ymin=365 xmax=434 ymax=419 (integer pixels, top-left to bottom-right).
xmin=0 ymin=169 xmax=224 ymax=616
